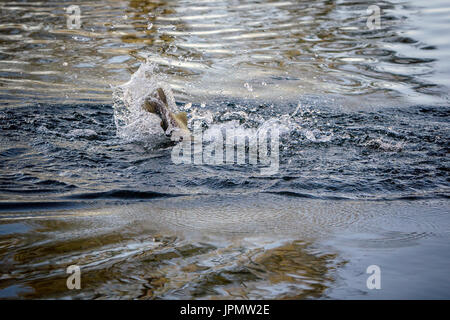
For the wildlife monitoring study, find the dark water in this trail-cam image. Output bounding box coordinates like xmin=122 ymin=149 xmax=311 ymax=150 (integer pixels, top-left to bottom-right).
xmin=0 ymin=0 xmax=449 ymax=299
xmin=1 ymin=102 xmax=449 ymax=202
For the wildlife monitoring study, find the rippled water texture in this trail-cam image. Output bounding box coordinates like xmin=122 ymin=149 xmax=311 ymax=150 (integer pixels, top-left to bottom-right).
xmin=0 ymin=0 xmax=449 ymax=106
xmin=0 ymin=0 xmax=449 ymax=299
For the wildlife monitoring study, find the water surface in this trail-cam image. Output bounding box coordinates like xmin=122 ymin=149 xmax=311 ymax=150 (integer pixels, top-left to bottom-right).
xmin=0 ymin=0 xmax=449 ymax=299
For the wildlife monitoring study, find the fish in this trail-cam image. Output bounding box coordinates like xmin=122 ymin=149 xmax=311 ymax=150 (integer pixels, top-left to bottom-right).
xmin=143 ymin=87 xmax=190 ymax=141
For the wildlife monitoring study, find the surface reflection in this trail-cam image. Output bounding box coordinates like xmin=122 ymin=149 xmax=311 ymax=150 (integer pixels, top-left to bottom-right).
xmin=0 ymin=0 xmax=448 ymax=107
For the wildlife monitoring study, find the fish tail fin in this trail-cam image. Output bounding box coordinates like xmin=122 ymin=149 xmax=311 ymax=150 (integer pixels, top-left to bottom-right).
xmin=143 ymin=99 xmax=158 ymax=114
xmin=156 ymin=87 xmax=168 ymax=105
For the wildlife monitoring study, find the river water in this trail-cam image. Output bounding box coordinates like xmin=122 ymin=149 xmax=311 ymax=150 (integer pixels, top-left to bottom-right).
xmin=0 ymin=0 xmax=449 ymax=299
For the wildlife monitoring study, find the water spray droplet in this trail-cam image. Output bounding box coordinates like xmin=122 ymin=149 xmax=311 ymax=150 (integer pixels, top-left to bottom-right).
xmin=244 ymin=82 xmax=253 ymax=92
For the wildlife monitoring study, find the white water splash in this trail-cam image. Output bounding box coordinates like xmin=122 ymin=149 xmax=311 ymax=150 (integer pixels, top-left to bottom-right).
xmin=112 ymin=63 xmax=333 ymax=150
xmin=112 ymin=63 xmax=176 ymax=145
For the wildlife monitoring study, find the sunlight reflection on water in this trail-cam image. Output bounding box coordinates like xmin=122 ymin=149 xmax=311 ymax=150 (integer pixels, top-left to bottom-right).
xmin=0 ymin=0 xmax=449 ymax=107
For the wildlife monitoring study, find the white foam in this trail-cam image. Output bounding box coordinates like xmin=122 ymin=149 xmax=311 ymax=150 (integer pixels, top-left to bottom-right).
xmin=112 ymin=62 xmax=334 ymax=150
xmin=112 ymin=62 xmax=169 ymax=145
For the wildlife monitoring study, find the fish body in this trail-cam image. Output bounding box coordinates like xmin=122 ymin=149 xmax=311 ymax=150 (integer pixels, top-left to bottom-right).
xmin=143 ymin=88 xmax=190 ymax=140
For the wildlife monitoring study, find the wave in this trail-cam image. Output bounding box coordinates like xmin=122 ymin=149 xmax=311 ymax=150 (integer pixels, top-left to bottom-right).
xmin=64 ymin=189 xmax=184 ymax=200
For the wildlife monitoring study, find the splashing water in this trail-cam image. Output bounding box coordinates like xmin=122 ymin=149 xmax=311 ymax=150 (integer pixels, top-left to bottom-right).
xmin=112 ymin=63 xmax=175 ymax=145
xmin=1 ymin=0 xmax=450 ymax=301
xmin=112 ymin=63 xmax=337 ymax=156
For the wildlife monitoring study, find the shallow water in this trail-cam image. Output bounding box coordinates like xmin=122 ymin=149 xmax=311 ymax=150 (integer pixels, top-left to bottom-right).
xmin=0 ymin=0 xmax=449 ymax=299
